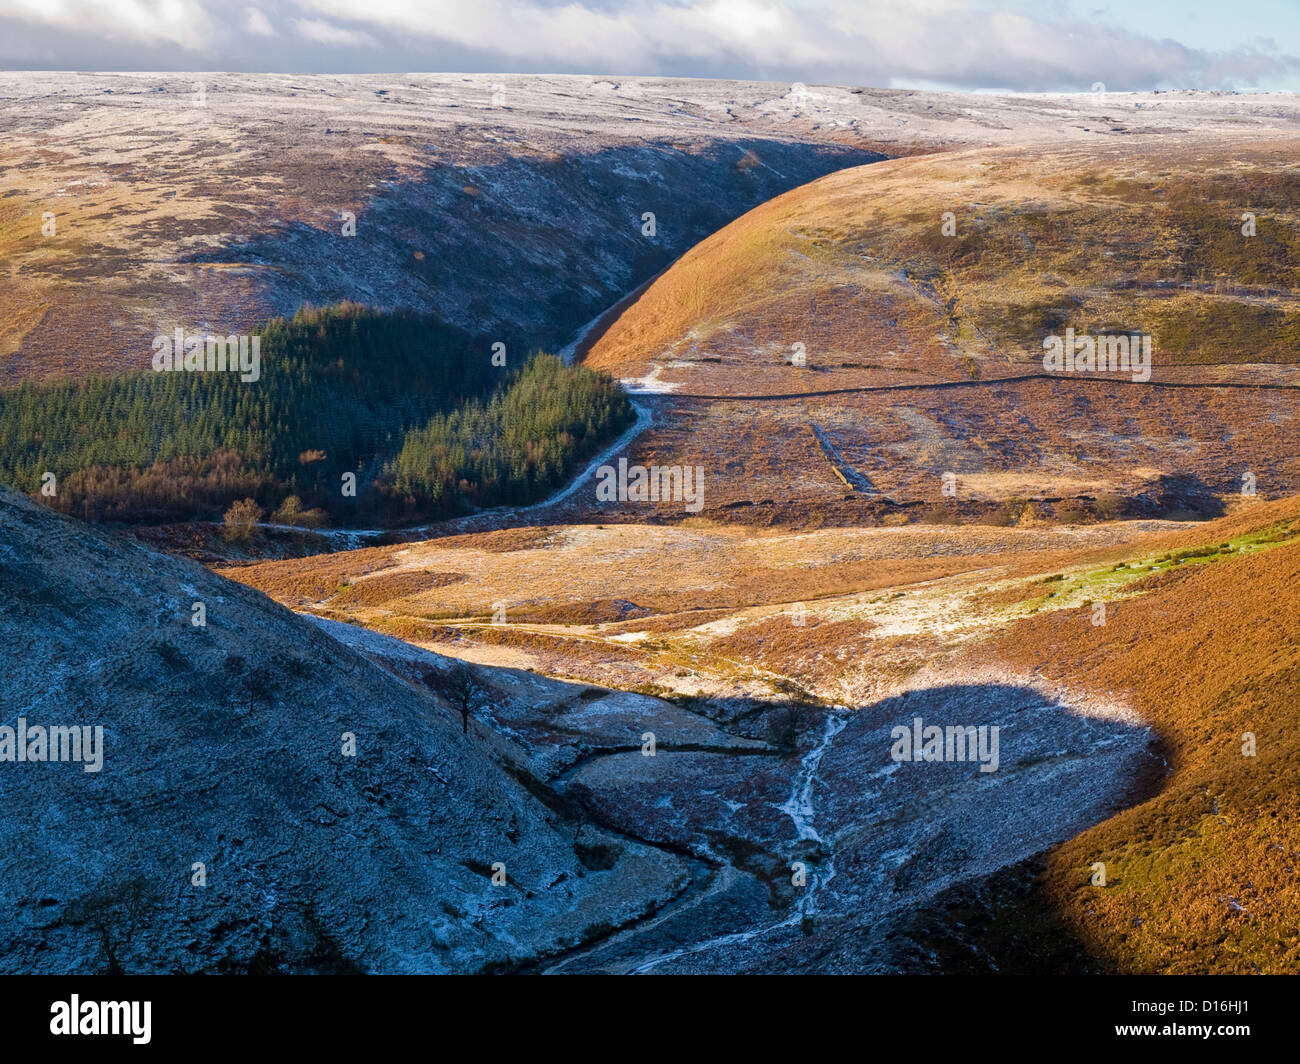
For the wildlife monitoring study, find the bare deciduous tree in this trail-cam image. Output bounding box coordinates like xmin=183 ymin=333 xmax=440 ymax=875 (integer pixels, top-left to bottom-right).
xmin=446 ymin=662 xmax=483 ymax=736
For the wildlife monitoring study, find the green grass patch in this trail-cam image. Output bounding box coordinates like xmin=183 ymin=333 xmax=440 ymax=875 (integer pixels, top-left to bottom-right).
xmin=999 ymin=520 xmax=1300 ymax=620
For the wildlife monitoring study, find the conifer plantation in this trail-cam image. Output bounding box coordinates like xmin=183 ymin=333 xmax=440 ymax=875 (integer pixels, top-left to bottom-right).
xmin=390 ymin=353 xmax=633 ymax=512
xmin=0 ymin=303 xmax=631 ymax=524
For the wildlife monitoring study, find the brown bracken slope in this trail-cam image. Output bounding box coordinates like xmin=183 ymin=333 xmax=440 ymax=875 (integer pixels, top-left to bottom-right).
xmin=976 ymin=495 xmax=1300 ymax=972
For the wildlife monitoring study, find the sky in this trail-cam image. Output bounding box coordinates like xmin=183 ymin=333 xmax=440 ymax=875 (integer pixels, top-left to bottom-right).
xmin=2 ymin=0 xmax=1299 ymax=91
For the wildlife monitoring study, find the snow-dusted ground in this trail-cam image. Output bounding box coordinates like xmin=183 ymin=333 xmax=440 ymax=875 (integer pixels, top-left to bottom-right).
xmin=621 ymin=364 xmax=685 ymax=394
xmin=556 ymin=677 xmax=1156 ymax=974
xmin=0 ymin=484 xmax=692 ymax=974
xmin=7 ymin=73 xmax=1299 ymax=384
xmin=298 ymin=607 xmax=1157 ymax=974
xmin=1 ymin=71 xmax=891 ymax=384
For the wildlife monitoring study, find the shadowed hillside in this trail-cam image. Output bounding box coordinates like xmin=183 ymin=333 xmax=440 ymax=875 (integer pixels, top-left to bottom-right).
xmin=0 ymin=485 xmax=689 ymax=973
xmin=0 ymin=73 xmax=888 ymax=383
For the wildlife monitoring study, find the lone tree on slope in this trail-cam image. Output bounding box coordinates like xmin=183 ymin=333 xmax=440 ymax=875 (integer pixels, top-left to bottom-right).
xmin=446 ymin=662 xmax=483 ymax=736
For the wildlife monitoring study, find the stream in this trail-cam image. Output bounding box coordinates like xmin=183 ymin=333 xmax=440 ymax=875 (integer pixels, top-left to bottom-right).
xmin=625 ymin=712 xmax=849 ymax=973
xmin=539 ymin=682 xmax=1158 ymax=975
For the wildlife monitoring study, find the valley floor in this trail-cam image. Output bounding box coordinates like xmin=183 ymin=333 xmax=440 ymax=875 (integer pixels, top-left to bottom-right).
xmin=226 ymin=497 xmax=1300 ymax=972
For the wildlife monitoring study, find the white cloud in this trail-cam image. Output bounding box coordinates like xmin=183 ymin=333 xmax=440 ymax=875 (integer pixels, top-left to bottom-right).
xmin=0 ymin=0 xmax=217 ymax=50
xmin=292 ymin=15 xmax=378 ymax=48
xmin=286 ymin=0 xmax=1300 ymax=89
xmin=0 ymin=0 xmax=1294 ymax=88
xmin=243 ymin=6 xmax=276 ymax=36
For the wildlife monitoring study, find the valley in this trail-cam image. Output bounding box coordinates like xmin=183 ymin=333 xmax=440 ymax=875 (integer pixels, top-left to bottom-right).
xmin=3 ymin=73 xmax=1300 ymax=974
xmin=226 ymin=494 xmax=1300 ymax=972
